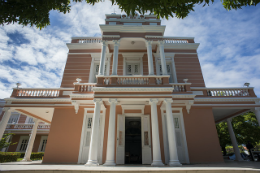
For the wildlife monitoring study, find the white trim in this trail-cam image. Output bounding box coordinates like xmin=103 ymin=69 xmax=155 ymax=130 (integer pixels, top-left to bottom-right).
xmin=191 ymin=87 xmax=255 ymax=90
xmin=16 ymin=135 xmax=29 ymax=152
xmin=38 ymin=136 xmax=48 ymax=152
xmin=194 ymin=97 xmax=260 ymax=102
xmin=78 ymin=108 xmax=94 ymax=164
xmin=121 ymin=105 xmax=145 ymax=114
xmin=92 ymin=87 xmax=173 ymax=92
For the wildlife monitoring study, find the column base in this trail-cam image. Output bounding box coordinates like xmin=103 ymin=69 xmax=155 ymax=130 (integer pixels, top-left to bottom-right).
xmin=169 ymin=160 xmax=182 ymax=167
xmin=151 ymin=160 xmax=164 ymax=167
xmin=85 ymin=160 xmax=99 ymax=166
xmin=103 ymin=160 xmax=116 ymax=166
xmin=21 ymin=158 xmax=32 ymax=162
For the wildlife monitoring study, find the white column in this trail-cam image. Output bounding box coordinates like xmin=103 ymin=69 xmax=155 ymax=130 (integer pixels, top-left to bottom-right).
xmin=0 ymin=108 xmax=12 ymax=138
xmin=112 ymin=40 xmax=120 ymax=75
xmin=89 ymin=57 xmax=95 ymax=83
xmin=171 ymin=57 xmax=178 ymax=83
xmin=226 ymin=118 xmax=243 ymax=161
xmin=149 ymin=99 xmax=164 ymax=166
xmin=104 ymin=98 xmax=117 ymax=166
xmin=159 ymin=41 xmax=167 ymax=75
xmin=146 ymin=40 xmax=154 ymax=75
xmin=99 ymin=41 xmax=108 ymax=75
xmin=164 ymin=98 xmax=182 ymax=166
xmin=86 ymin=98 xmax=102 ymax=166
xmin=254 ymin=108 xmax=260 ymax=126
xmin=22 ymin=118 xmax=39 ymax=161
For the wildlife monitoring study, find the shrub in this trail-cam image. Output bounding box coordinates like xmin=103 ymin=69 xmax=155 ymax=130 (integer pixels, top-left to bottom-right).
xmin=0 ymin=151 xmax=21 ymax=163
xmin=30 ymin=152 xmax=44 ymax=160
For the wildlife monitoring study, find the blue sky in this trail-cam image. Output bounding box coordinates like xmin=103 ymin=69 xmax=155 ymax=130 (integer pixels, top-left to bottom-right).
xmin=0 ymin=1 xmax=260 ymax=98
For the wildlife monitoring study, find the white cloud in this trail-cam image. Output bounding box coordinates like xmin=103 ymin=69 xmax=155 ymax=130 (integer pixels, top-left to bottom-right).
xmin=0 ymin=1 xmax=259 ymax=99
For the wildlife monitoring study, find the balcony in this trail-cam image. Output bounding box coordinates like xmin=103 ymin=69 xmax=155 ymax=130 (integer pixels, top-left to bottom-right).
xmin=6 ymin=124 xmax=50 ymax=129
xmin=191 ymin=87 xmax=257 ymax=97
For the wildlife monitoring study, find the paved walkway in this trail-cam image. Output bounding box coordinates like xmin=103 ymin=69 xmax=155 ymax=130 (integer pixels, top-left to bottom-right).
xmin=0 ymin=160 xmax=260 ymax=172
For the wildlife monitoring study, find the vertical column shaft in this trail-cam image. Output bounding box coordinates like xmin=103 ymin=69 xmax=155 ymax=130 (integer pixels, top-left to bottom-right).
xmin=86 ymin=98 xmax=102 ymax=166
xmin=112 ymin=41 xmax=120 ymax=75
xmin=23 ymin=119 xmax=39 ymax=161
xmin=255 ymin=108 xmax=260 ymax=126
xmin=146 ymin=41 xmax=154 ymax=75
xmin=149 ymin=99 xmax=164 ymax=166
xmin=89 ymin=57 xmax=95 ymax=83
xmin=226 ymin=118 xmax=243 ymax=161
xmin=0 ymin=108 xmax=12 ymax=138
xmin=99 ymin=41 xmax=107 ymax=75
xmin=165 ymin=99 xmax=182 ymax=166
xmin=104 ymin=99 xmax=117 ymax=166
xmin=159 ymin=42 xmax=167 ymax=75
xmin=171 ymin=57 xmax=178 ymax=83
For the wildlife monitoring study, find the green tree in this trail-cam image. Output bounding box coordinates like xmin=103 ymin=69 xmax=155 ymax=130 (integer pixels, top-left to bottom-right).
xmin=1 ymin=0 xmax=259 ymax=29
xmin=216 ymin=112 xmax=260 ymax=156
xmin=0 ymin=133 xmax=17 ymax=151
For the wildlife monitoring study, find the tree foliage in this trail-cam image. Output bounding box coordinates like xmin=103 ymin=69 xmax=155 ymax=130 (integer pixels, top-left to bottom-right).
xmin=216 ymin=112 xmax=260 ymax=155
xmin=0 ymin=0 xmax=259 ymax=29
xmin=0 ymin=133 xmax=17 ymax=150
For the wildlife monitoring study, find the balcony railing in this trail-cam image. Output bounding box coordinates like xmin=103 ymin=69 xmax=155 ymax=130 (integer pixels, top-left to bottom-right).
xmin=96 ymin=75 xmax=171 ymax=86
xmin=78 ymin=38 xmax=102 ymax=43
xmin=171 ymin=83 xmax=191 ymax=92
xmin=11 ymin=88 xmax=61 ymax=97
xmin=6 ymin=124 xmax=51 ymax=129
xmin=191 ymin=87 xmax=256 ymax=97
xmin=74 ymin=83 xmax=96 ymax=93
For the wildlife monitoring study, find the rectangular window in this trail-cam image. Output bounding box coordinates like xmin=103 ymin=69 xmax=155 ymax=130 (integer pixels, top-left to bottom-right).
xmin=17 ymin=136 xmax=29 ymax=152
xmin=27 ymin=117 xmax=34 ymax=124
xmin=8 ymin=113 xmax=20 ymax=124
xmin=174 ymin=118 xmax=179 ymax=128
xmin=149 ymin=23 xmax=157 ymax=25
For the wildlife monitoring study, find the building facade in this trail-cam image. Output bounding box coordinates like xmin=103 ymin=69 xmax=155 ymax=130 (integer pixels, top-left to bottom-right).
xmin=0 ymin=13 xmax=260 ymax=165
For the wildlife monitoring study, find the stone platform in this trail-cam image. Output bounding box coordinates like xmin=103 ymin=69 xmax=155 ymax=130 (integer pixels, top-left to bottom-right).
xmin=1 ymin=160 xmax=260 ymax=173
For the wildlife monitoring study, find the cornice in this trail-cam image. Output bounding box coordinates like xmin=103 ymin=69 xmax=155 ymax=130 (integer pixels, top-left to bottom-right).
xmin=70 ymin=94 xmax=94 ymax=98
xmin=92 ymin=87 xmax=173 ymax=92
xmin=172 ymin=95 xmax=196 ymax=98
xmin=4 ymin=98 xmax=71 ymax=102
xmin=194 ymin=97 xmax=260 ymax=102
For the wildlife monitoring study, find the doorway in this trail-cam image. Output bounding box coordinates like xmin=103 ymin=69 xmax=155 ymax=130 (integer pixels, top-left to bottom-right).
xmin=125 ymin=117 xmax=142 ymax=164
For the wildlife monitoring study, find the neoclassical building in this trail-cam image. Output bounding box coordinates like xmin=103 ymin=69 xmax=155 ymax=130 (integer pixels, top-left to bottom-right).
xmin=0 ymin=13 xmax=260 ymax=166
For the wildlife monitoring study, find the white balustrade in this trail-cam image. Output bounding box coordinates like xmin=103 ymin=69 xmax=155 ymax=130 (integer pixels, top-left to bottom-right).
xmin=78 ymin=38 xmax=102 ymax=43
xmin=172 ymin=84 xmax=186 ymax=92
xmin=17 ymin=89 xmax=60 ymax=97
xmin=12 ymin=124 xmax=50 ymax=129
xmin=80 ymin=84 xmax=95 ymax=92
xmin=164 ymin=39 xmax=188 ymax=43
xmin=207 ymin=89 xmax=249 ymax=96
xmin=117 ymin=77 xmax=150 ymax=85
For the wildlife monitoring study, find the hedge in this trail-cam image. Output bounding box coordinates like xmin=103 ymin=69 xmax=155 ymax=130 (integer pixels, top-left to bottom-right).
xmin=0 ymin=151 xmax=21 ymax=163
xmin=0 ymin=152 xmax=44 ymax=162
xmin=19 ymin=152 xmax=45 ymax=160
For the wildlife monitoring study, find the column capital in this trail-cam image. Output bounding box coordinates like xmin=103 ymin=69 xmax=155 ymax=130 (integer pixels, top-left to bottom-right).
xmin=158 ymin=40 xmax=165 ymax=45
xmin=93 ymin=98 xmax=103 ymax=104
xmin=164 ymin=98 xmax=173 ymax=104
xmin=3 ymin=107 xmax=13 ymax=112
xmin=112 ymin=40 xmax=120 ymax=46
xmin=226 ymin=118 xmax=232 ymax=122
xmin=109 ymin=98 xmax=118 ymax=104
xmin=145 ymin=40 xmax=153 ymax=46
xmin=149 ymin=98 xmax=158 ymax=104
xmin=101 ymin=40 xmax=108 ymax=46
xmin=255 ymin=107 xmax=260 ymax=111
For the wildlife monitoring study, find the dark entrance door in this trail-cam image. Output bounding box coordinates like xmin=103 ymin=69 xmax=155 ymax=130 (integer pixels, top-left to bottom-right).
xmin=125 ymin=117 xmax=142 ymax=164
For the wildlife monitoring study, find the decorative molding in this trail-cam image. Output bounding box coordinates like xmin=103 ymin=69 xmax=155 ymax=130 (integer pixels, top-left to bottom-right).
xmin=194 ymin=97 xmax=260 ymax=102
xmin=92 ymin=87 xmax=173 ymax=92
xmin=72 ymin=101 xmax=79 ymax=114
xmin=121 ymin=104 xmax=145 ymax=114
xmin=70 ymin=94 xmax=94 ymax=99
xmin=172 ymin=95 xmax=196 ymax=98
xmin=185 ymin=100 xmax=194 ymax=114
xmin=4 ymin=98 xmax=71 ymax=103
